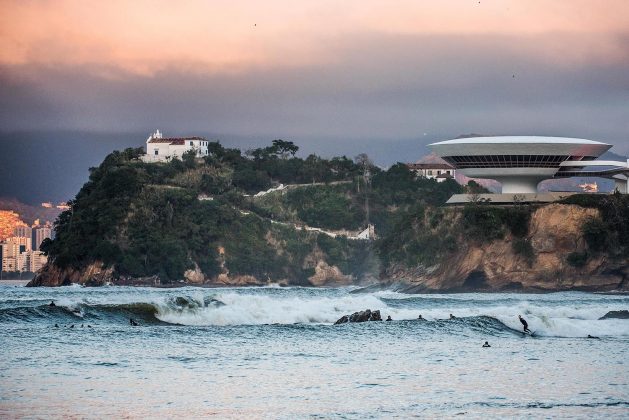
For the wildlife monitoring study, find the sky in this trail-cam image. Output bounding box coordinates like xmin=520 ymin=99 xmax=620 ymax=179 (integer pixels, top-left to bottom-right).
xmin=1 ymin=0 xmax=628 ymax=203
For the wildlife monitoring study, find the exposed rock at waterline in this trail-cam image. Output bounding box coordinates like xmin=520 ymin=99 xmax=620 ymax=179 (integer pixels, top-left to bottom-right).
xmin=334 ymin=309 xmax=382 ymax=324
xmin=27 ymin=261 xmax=115 ymax=287
xmin=599 ymin=310 xmax=629 ymax=320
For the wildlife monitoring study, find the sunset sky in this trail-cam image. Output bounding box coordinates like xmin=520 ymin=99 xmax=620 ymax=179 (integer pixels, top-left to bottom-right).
xmin=1 ymin=1 xmax=628 ymax=153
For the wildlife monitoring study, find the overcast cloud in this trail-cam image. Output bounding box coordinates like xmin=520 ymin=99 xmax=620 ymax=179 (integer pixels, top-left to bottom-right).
xmin=0 ymin=1 xmax=628 ymax=203
xmin=1 ymin=31 xmax=628 ymax=154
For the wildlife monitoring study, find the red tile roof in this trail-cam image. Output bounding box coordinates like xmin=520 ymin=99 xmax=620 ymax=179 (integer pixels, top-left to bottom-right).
xmin=148 ymin=137 xmax=206 ymax=144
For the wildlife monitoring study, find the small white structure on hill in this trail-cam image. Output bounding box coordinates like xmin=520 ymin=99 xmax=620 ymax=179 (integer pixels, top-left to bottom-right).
xmin=407 ymin=163 xmax=455 ymax=182
xmin=142 ymin=129 xmax=209 ymax=162
xmin=355 ymin=224 xmax=376 ymax=240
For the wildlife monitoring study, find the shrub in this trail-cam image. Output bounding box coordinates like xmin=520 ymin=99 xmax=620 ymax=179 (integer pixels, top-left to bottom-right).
xmin=462 ymin=205 xmax=505 ymax=242
xmin=504 ymin=207 xmax=532 ymax=237
xmin=512 ymin=238 xmax=534 ymax=265
xmin=582 ymin=217 xmax=607 ymax=252
xmin=567 ymin=251 xmax=588 ymax=268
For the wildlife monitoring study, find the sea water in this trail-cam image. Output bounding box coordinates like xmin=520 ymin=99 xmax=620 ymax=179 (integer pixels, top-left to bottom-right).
xmin=0 ymin=284 xmax=627 ymax=418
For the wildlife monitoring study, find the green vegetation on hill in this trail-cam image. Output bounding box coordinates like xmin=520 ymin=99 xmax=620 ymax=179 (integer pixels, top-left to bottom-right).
xmin=560 ymin=193 xmax=629 ymax=261
xmin=39 ymin=137 xmax=628 ymax=287
xmin=43 ymin=141 xmax=440 ymax=284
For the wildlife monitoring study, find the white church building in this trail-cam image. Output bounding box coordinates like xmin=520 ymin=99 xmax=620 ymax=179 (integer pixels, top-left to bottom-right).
xmin=142 ymin=130 xmax=209 ymax=162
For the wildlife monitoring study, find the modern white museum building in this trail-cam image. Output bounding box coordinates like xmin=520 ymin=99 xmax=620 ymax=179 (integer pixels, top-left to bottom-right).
xmin=429 ymin=136 xmax=629 ymax=195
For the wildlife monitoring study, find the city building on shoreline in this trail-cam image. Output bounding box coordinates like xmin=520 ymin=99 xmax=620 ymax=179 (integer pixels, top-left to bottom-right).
xmin=1 ymin=221 xmax=50 ymax=273
xmin=141 ymin=129 xmax=209 ymax=162
xmin=33 ymin=222 xmax=53 ymax=251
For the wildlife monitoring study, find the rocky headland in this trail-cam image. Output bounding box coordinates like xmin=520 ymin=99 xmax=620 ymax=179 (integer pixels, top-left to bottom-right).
xmin=28 ymin=144 xmax=629 ymax=292
xmin=387 ymin=203 xmax=628 ymax=293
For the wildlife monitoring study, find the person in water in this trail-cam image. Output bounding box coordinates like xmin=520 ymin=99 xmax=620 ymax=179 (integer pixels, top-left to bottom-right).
xmin=518 ymin=315 xmax=531 ymax=333
xmin=130 ymin=318 xmax=139 ymax=326
xmin=386 ymin=315 xmax=392 ymax=321
xmin=49 ymin=301 xmax=56 ymax=307
xmin=449 ymin=314 xmax=456 ymax=320
xmin=482 ymin=341 xmax=491 ymax=347
xmin=587 ymin=334 xmax=600 ymax=339
xmin=417 ymin=314 xmax=424 ymax=320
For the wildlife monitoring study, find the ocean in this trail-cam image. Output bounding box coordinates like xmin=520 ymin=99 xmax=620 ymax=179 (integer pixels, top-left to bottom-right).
xmin=1 ymin=284 xmax=627 ymax=418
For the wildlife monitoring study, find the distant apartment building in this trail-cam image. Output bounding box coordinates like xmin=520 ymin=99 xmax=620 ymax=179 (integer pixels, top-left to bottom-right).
xmin=14 ymin=225 xmax=32 ymax=239
xmin=407 ymin=163 xmax=456 ymax=182
xmin=1 ymin=242 xmax=21 ymax=259
xmin=5 ymin=236 xmax=32 ymax=254
xmin=33 ymin=225 xmax=53 ymax=250
xmin=2 ymin=255 xmax=16 ymax=272
xmin=141 ymin=129 xmax=209 ymax=162
xmin=1 ymin=242 xmax=48 ymax=273
xmin=16 ymin=252 xmax=29 ymax=272
xmin=0 ymin=216 xmax=51 ymax=272
xmin=26 ymin=251 xmax=47 ymax=272
xmin=1 ymin=241 xmax=20 ymax=272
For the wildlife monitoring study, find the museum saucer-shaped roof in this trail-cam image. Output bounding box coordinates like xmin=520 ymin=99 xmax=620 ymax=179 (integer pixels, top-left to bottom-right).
xmin=429 ymin=136 xmax=611 ymax=160
xmin=428 ymin=136 xmax=612 ymax=193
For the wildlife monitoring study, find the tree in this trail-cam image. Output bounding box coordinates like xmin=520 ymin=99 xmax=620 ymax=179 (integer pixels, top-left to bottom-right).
xmin=466 ymin=180 xmax=488 ymax=194
xmin=582 ymin=217 xmax=607 ymax=252
xmin=304 ymin=154 xmax=328 ymax=184
xmin=271 ymin=139 xmax=299 ymax=158
xmin=354 ymin=153 xmax=374 ymax=222
xmin=182 ymin=149 xmax=197 ymax=169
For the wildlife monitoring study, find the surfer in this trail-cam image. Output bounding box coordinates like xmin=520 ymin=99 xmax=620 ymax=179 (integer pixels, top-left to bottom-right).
xmin=130 ymin=318 xmax=139 ymax=326
xmin=587 ymin=334 xmax=600 ymax=339
xmin=386 ymin=315 xmax=393 ymax=321
xmin=417 ymin=314 xmax=424 ymax=320
xmin=49 ymin=301 xmax=56 ymax=307
xmin=482 ymin=341 xmax=491 ymax=347
xmin=449 ymin=314 xmax=456 ymax=320
xmin=518 ymin=315 xmax=531 ymax=334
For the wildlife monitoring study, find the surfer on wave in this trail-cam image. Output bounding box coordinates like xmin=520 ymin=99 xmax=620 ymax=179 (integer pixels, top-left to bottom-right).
xmin=518 ymin=315 xmax=531 ymax=334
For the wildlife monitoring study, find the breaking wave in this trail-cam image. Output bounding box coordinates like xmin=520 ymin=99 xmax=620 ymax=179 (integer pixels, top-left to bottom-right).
xmin=0 ymin=288 xmax=627 ymax=338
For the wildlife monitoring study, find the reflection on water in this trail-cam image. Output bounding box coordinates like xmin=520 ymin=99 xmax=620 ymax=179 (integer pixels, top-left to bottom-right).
xmin=1 ymin=285 xmax=627 ymax=418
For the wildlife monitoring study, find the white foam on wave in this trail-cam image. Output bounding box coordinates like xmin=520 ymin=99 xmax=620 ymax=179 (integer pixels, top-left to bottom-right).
xmin=154 ymin=292 xmax=386 ymax=326
xmin=375 ymin=300 xmax=629 ymax=337
xmin=151 ymin=292 xmax=629 ymax=337
xmin=151 ymin=291 xmax=624 ymax=337
xmin=9 ymin=285 xmax=627 ymax=336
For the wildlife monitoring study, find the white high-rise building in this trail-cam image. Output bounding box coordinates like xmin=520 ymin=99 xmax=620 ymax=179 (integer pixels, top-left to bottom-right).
xmin=34 ymin=226 xmax=53 ymax=250
xmin=2 ymin=256 xmax=16 ymax=272
xmin=29 ymin=251 xmax=48 ymax=272
xmin=6 ymin=236 xmax=31 ymax=253
xmin=14 ymin=225 xmax=32 ymax=239
xmin=16 ymin=253 xmax=29 ymax=272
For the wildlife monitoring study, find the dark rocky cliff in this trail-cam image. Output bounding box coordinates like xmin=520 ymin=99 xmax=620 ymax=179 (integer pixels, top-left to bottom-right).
xmin=385 ymin=203 xmax=628 ymax=292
